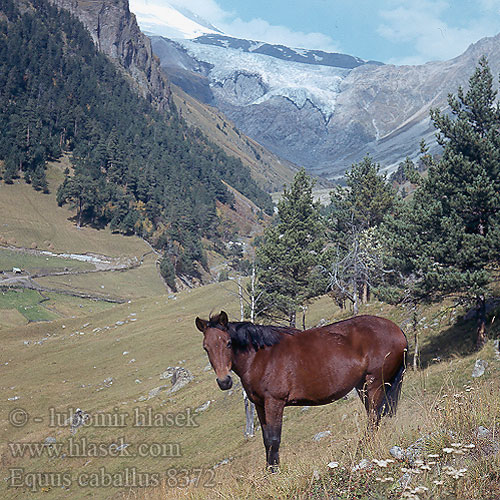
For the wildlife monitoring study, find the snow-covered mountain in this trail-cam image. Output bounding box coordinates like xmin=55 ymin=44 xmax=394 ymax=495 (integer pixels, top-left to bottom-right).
xmin=130 ymin=0 xmax=375 ymax=123
xmin=130 ymin=1 xmax=500 ymax=178
xmin=129 ymin=0 xmax=221 ymax=39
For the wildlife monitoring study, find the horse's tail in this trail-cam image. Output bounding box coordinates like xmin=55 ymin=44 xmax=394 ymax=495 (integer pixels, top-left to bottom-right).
xmin=380 ymin=343 xmax=408 ymax=418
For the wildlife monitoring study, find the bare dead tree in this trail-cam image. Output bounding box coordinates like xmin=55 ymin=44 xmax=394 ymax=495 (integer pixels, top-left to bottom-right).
xmin=326 ymin=226 xmax=395 ymax=317
xmin=227 ymin=266 xmax=258 ymax=438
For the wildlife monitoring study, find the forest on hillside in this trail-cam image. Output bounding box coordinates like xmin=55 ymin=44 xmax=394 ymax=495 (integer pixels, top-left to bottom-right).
xmin=0 ymin=0 xmax=273 ymax=284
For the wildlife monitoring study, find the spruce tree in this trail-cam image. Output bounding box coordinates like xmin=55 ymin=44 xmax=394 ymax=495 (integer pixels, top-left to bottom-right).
xmin=328 ymin=156 xmax=396 ymax=311
xmin=384 ymin=57 xmax=500 ymax=348
xmin=255 ymin=170 xmax=326 ymax=326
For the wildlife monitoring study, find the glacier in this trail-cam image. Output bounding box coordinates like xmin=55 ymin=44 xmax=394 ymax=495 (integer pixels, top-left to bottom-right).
xmin=177 ymin=39 xmax=350 ymax=120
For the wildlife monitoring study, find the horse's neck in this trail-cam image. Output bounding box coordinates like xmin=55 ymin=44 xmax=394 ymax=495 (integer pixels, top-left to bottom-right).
xmin=231 ymin=349 xmax=257 ymax=380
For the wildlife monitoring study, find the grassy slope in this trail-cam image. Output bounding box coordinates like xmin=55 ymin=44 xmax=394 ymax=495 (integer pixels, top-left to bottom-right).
xmin=0 ymin=157 xmax=149 ymax=257
xmin=0 ymin=159 xmax=166 ymax=328
xmin=1 ymin=285 xmax=499 ymax=500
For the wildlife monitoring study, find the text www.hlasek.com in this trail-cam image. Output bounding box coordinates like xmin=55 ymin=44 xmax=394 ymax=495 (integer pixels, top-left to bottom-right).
xmin=8 ymin=437 xmax=181 ymax=459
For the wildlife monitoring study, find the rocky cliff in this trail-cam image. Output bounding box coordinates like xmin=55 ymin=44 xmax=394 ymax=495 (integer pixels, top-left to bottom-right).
xmin=49 ymin=0 xmax=172 ymax=111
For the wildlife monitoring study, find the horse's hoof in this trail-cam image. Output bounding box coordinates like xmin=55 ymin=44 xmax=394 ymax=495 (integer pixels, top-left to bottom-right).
xmin=267 ymin=464 xmax=280 ymax=474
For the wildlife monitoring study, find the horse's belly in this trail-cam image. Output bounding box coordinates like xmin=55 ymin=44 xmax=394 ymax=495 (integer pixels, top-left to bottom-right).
xmin=287 ymin=388 xmax=353 ymax=406
xmin=286 ymin=362 xmax=365 ymax=405
xmin=287 ymin=382 xmax=356 ymax=406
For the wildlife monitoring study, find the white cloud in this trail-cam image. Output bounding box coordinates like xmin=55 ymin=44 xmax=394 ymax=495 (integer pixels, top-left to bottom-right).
xmin=378 ymin=0 xmax=499 ymax=64
xmin=220 ymin=17 xmax=341 ymax=51
xmin=167 ymin=0 xmax=228 ymax=25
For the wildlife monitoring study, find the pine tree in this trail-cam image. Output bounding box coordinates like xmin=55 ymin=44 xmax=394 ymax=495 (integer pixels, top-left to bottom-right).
xmin=327 ymin=156 xmax=396 ymax=311
xmin=56 ymin=173 xmax=99 ymax=228
xmin=384 ymin=57 xmax=500 ymax=348
xmin=159 ymin=255 xmax=177 ymax=291
xmin=330 ymin=155 xmax=396 ymax=232
xmin=31 ymin=163 xmax=48 ymax=192
xmin=255 ymin=170 xmax=326 ymax=326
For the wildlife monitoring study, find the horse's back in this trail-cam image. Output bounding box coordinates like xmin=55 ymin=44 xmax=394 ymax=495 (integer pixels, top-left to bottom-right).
xmin=317 ymin=315 xmax=405 ymax=344
xmin=302 ymin=315 xmax=407 ymax=368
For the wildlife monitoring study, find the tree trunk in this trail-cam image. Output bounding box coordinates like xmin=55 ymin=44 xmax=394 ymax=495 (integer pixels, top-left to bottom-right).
xmin=352 ymin=280 xmax=359 ymax=316
xmin=412 ymin=307 xmax=419 ymax=370
xmin=289 ymin=310 xmax=296 ymax=328
xmin=239 ymin=271 xmax=256 ymax=437
xmin=413 ymin=331 xmax=419 ymax=371
xmin=476 ymin=294 xmax=487 ymax=349
xmin=237 ymin=276 xmax=244 ymax=322
xmin=77 ymin=198 xmax=82 ymax=228
xmin=243 ymin=388 xmax=255 ymax=437
xmin=362 ymin=281 xmax=369 ymax=305
xmin=250 ymin=263 xmax=256 ymax=323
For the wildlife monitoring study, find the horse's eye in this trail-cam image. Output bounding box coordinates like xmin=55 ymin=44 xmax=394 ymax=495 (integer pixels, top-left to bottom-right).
xmin=226 ymin=340 xmax=232 ymax=348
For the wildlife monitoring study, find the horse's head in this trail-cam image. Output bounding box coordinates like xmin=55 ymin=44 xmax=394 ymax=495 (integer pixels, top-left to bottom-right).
xmin=195 ymin=311 xmax=233 ymax=390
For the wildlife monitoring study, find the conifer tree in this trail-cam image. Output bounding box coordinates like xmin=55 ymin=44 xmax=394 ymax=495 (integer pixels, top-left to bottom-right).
xmin=334 ymin=155 xmax=396 ymax=231
xmin=56 ymin=173 xmax=99 ymax=227
xmin=255 ymin=170 xmax=326 ymax=326
xmin=328 ymin=156 xmax=396 ymax=311
xmin=384 ymin=57 xmax=500 ymax=348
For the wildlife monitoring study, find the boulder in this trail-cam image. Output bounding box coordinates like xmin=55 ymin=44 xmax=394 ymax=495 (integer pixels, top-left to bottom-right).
xmin=472 ymin=359 xmax=488 ymax=378
xmin=160 ymin=366 xmax=193 ymax=393
xmin=313 ymin=430 xmax=331 ymax=441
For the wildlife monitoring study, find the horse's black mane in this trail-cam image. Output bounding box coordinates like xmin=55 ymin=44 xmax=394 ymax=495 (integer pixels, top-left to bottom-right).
xmin=229 ymin=322 xmax=297 ymax=352
xmin=207 ymin=315 xmax=297 ymax=352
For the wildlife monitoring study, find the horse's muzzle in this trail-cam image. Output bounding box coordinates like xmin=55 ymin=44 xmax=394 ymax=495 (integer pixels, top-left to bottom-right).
xmin=216 ymin=375 xmax=233 ymax=391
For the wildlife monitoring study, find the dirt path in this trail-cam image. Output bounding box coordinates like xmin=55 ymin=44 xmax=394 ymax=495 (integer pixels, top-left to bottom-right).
xmin=0 ymin=246 xmax=160 ymax=302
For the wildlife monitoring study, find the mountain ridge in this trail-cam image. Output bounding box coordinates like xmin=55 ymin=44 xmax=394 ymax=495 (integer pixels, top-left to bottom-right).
xmin=143 ymin=4 xmax=500 ymax=177
xmin=48 ymin=0 xmax=297 ymax=191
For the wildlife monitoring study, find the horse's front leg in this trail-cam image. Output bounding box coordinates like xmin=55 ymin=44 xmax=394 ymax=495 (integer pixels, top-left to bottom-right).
xmin=266 ymin=399 xmax=285 ymax=470
xmin=257 ymin=398 xmax=285 ymax=471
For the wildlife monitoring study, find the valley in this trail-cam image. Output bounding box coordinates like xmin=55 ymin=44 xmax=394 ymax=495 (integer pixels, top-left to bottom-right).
xmin=1 ymin=1 xmax=500 ymax=499
xmin=1 ymin=161 xmax=500 ymax=500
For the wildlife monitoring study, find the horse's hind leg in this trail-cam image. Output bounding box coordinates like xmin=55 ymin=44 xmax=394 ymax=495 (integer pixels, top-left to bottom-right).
xmin=356 ymin=375 xmax=385 ymax=432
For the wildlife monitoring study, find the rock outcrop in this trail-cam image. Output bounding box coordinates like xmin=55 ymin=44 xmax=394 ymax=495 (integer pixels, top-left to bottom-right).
xmin=49 ymin=0 xmax=171 ymax=111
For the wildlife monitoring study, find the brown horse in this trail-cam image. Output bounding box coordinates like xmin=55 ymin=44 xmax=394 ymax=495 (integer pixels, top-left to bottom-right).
xmin=195 ymin=311 xmax=408 ymax=469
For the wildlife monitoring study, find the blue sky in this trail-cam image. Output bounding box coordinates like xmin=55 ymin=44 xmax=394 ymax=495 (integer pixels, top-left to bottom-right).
xmin=131 ymin=0 xmax=500 ymax=65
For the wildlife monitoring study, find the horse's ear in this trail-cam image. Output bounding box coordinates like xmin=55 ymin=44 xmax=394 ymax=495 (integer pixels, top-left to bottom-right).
xmin=219 ymin=311 xmax=228 ymax=327
xmin=195 ymin=317 xmax=208 ymax=332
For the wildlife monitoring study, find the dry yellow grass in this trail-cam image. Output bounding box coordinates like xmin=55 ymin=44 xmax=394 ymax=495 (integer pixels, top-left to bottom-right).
xmin=1 ymin=285 xmax=498 ymax=500
xmin=132 ymin=344 xmax=500 ymax=500
xmin=0 ymin=308 xmax=28 ymax=329
xmin=0 ymin=157 xmax=149 ymax=257
xmin=1 ymin=168 xmax=498 ymax=499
